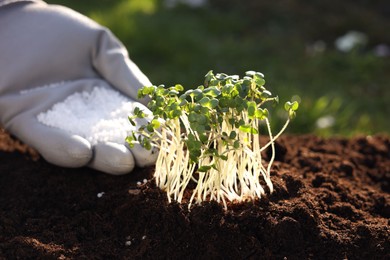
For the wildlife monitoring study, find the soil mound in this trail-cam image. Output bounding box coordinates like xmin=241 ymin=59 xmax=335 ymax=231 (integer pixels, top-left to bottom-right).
xmin=0 ymin=129 xmax=389 ymax=259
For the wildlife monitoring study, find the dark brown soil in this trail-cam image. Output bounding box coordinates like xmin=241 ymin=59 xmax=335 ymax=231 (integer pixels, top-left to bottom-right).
xmin=0 ymin=128 xmax=389 ymax=259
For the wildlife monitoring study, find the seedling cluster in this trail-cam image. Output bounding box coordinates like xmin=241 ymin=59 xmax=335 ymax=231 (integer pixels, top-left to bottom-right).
xmin=127 ymin=71 xmax=298 ymax=208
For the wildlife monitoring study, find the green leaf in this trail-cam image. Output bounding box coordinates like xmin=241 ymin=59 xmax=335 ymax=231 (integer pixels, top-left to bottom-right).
xmin=204 ymin=70 xmax=214 ymax=86
xmin=291 ymin=101 xmax=299 ymax=111
xmin=239 ymin=124 xmax=259 ymax=134
xmin=197 ymin=114 xmax=207 ymax=125
xmin=218 ymin=154 xmax=228 ymax=160
xmin=156 ymin=96 xmax=164 ymax=104
xmin=138 ymin=86 xmax=156 ymax=98
xmin=284 ymin=101 xmax=292 ymax=111
xmin=247 ymin=101 xmax=257 ymax=118
xmin=168 ymin=90 xmax=179 ymax=96
xmin=198 ymin=165 xmax=212 ymax=172
xmin=255 ymin=108 xmax=268 ymax=120
xmin=146 ymin=124 xmax=154 ymax=132
xmin=179 ymin=99 xmax=188 ymax=106
xmin=187 ymin=133 xmax=196 ymax=143
xmin=253 ymin=74 xmax=265 ymax=86
xmin=134 ymin=106 xmax=140 ymax=115
xmin=203 ymin=87 xmax=221 ymax=97
xmin=218 ymin=97 xmax=230 ymax=108
xmin=151 ymin=119 xmax=160 ymax=129
xmin=193 ymin=89 xmax=203 ymax=101
xmin=230 ymin=87 xmax=239 ymax=98
xmin=195 ymin=124 xmax=206 ymax=134
xmin=125 ymin=136 xmax=135 ymax=148
xmin=245 ymin=70 xmax=256 ymax=76
xmin=199 ymin=133 xmax=208 ymax=143
xmin=138 ymin=112 xmax=145 ymax=118
xmin=174 ymin=84 xmax=184 ymax=92
xmin=210 ymin=98 xmax=219 ymax=108
xmin=128 ymin=116 xmax=136 ymax=126
xmin=235 ymin=118 xmax=246 ymax=128
xmin=232 ymin=96 xmax=244 ymax=110
xmin=284 ymin=100 xmax=299 ymax=112
xmin=172 ymin=109 xmax=182 ymax=118
xmin=255 ymin=72 xmax=265 ymax=78
xmin=237 ymin=82 xmax=250 ymax=98
xmin=216 ymin=73 xmax=228 ymax=80
xmin=199 ymin=96 xmax=210 ymax=106
xmin=193 ymin=104 xmax=202 ymax=112
xmin=188 ymin=112 xmax=197 ymax=123
xmin=221 ymin=84 xmax=234 ymax=95
xmin=134 ymin=107 xmax=145 ymax=118
xmin=229 ymin=131 xmax=237 ymax=139
xmin=187 ymin=137 xmax=202 ymax=150
xmin=190 ymin=151 xmax=201 ymax=163
xmin=143 ymin=139 xmax=152 ymax=150
xmin=199 ymin=97 xmax=219 ymax=109
xmin=260 ymin=90 xmax=272 ymax=99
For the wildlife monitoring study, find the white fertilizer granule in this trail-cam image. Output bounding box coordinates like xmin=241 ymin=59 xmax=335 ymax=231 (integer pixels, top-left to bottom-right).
xmin=97 ymin=192 xmax=105 ymax=198
xmin=37 ymin=86 xmax=144 ymax=145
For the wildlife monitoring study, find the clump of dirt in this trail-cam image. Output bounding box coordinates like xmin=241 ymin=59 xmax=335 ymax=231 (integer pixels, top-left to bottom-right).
xmin=0 ymin=129 xmax=389 ymax=259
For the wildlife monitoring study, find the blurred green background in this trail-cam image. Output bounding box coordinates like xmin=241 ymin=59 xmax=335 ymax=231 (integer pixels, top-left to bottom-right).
xmin=47 ymin=0 xmax=390 ymax=136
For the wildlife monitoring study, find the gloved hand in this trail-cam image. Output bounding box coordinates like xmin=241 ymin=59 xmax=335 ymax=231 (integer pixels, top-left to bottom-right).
xmin=0 ymin=0 xmax=158 ymax=175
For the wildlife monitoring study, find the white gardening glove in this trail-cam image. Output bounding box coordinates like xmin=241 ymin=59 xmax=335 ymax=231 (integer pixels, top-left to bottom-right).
xmin=0 ymin=0 xmax=158 ymax=175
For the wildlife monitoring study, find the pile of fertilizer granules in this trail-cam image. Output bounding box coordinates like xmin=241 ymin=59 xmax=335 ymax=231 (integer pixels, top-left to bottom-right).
xmin=37 ymin=87 xmax=144 ymax=145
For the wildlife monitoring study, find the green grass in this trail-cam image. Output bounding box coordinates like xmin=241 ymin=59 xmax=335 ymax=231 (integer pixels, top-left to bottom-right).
xmin=46 ymin=0 xmax=390 ymax=136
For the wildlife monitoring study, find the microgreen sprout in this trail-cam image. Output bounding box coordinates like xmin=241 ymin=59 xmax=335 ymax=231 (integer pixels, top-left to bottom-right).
xmin=127 ymin=71 xmax=298 ymax=209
